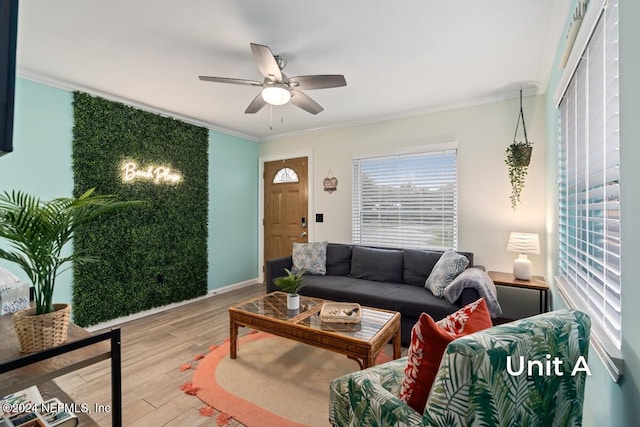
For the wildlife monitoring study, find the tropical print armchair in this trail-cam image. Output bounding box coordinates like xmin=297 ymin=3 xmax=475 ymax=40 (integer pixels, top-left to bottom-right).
xmin=329 ymin=309 xmax=591 ymax=426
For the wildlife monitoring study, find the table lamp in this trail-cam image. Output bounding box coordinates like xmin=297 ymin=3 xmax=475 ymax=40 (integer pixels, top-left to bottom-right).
xmin=507 ymin=232 xmax=540 ymax=280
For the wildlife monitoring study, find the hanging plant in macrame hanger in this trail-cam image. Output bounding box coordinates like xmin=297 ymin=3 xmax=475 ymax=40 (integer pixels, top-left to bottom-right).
xmin=505 ymin=89 xmax=533 ymax=210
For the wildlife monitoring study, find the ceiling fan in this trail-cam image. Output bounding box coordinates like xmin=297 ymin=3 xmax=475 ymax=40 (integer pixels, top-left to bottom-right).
xmin=199 ymin=43 xmax=347 ymax=115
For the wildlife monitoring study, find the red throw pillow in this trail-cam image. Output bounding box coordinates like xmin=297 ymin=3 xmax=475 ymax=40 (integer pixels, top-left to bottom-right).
xmin=435 ymin=297 xmax=492 ymax=335
xmin=399 ymin=298 xmax=492 ymax=414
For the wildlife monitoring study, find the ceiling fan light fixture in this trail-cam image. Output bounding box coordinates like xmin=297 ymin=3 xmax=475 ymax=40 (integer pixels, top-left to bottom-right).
xmin=262 ymin=85 xmax=291 ymax=106
xmin=199 ymin=43 xmax=344 ymax=114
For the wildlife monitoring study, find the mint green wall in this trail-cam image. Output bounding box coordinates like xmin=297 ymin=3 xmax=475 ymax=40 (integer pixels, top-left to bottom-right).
xmin=0 ymin=78 xmax=74 ymax=306
xmin=1 ymin=78 xmax=260 ymax=309
xmin=544 ymin=1 xmax=640 ymax=425
xmin=208 ymin=131 xmax=259 ymax=289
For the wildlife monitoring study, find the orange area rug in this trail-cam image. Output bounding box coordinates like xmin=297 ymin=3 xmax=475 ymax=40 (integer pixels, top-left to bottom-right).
xmin=182 ymin=332 xmax=391 ymax=427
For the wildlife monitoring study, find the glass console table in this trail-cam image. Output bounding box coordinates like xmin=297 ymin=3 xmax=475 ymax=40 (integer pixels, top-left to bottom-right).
xmin=0 ymin=313 xmax=122 ymax=426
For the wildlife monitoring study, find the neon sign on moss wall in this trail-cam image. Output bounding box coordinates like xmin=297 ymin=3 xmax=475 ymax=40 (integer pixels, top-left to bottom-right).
xmin=121 ymin=160 xmax=183 ymax=184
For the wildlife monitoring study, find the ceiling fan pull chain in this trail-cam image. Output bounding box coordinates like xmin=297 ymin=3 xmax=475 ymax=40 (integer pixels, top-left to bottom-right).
xmin=269 ymin=104 xmax=273 ymax=130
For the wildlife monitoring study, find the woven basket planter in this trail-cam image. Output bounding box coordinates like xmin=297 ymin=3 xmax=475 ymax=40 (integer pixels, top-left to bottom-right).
xmin=13 ymin=303 xmax=71 ymax=353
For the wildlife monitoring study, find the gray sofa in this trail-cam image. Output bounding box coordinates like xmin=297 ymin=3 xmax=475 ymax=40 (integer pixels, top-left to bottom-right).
xmin=265 ymin=243 xmax=482 ymax=344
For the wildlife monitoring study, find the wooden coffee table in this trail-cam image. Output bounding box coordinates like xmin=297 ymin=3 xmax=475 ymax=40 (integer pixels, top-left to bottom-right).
xmin=229 ymin=292 xmax=401 ymax=369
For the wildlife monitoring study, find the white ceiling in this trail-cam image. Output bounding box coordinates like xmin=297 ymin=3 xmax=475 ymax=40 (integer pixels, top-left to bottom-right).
xmin=15 ymin=0 xmax=570 ymax=142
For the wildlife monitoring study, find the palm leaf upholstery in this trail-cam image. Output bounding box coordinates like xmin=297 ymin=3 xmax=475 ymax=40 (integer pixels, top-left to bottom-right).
xmin=329 ymin=309 xmax=590 ymax=426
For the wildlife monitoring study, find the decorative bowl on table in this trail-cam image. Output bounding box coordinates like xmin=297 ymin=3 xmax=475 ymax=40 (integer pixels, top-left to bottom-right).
xmin=320 ymin=303 xmax=362 ymax=324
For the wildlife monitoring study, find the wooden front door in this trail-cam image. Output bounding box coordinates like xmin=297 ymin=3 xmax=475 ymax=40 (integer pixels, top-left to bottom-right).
xmin=264 ymin=157 xmax=309 ymax=269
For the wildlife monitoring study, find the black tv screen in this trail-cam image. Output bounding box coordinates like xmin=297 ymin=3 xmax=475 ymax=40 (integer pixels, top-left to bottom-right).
xmin=0 ymin=0 xmax=18 ymax=156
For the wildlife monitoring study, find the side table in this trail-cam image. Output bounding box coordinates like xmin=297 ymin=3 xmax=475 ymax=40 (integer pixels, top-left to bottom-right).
xmin=0 ymin=313 xmax=122 ymax=427
xmin=488 ymin=271 xmax=549 ymax=314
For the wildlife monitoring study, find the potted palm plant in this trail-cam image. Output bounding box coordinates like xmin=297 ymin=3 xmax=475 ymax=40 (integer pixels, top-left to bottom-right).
xmin=0 ymin=188 xmax=138 ymax=353
xmin=274 ymin=268 xmax=306 ymax=310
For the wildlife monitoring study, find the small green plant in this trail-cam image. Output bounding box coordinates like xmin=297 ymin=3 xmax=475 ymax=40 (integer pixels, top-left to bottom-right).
xmin=274 ymin=268 xmax=306 ymax=295
xmin=505 ymin=141 xmax=532 ymax=210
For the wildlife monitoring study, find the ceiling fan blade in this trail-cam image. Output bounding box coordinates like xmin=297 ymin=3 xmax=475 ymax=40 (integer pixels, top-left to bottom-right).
xmin=198 ymin=76 xmax=263 ymax=86
xmin=288 ymin=75 xmax=347 ymax=90
xmin=250 ymin=43 xmax=282 ymax=82
xmin=290 ymin=90 xmax=324 ymax=115
xmin=245 ymin=93 xmax=267 ymax=114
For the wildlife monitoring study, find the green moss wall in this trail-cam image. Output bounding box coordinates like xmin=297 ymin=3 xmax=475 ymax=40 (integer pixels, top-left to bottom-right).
xmin=0 ymin=78 xmax=260 ymax=324
xmin=72 ymin=93 xmax=209 ymax=326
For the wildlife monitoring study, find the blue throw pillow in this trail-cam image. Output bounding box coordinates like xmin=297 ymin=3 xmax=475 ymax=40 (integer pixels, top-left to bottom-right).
xmin=425 ymin=250 xmax=469 ymax=297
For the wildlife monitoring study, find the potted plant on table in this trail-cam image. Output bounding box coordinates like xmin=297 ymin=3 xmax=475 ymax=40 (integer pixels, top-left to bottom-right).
xmin=274 ymin=268 xmax=306 ymax=310
xmin=0 ymin=188 xmax=138 ymax=353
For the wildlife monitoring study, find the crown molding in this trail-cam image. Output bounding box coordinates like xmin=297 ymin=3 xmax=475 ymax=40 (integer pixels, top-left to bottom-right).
xmin=259 ymin=87 xmax=544 ymax=143
xmin=16 ymin=68 xmax=261 ymax=143
xmin=17 ymin=68 xmax=545 ymax=145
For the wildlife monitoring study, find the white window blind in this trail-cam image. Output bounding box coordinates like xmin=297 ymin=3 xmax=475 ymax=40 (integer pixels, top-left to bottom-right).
xmin=557 ymin=0 xmax=621 ymax=370
xmin=352 ymin=149 xmax=457 ymax=250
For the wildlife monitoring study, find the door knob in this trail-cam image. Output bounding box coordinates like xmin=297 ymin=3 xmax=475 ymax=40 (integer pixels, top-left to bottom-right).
xmin=300 ymin=231 xmax=308 ymax=238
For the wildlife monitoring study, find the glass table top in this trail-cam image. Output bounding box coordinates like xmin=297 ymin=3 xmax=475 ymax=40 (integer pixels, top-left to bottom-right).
xmin=233 ymin=292 xmax=322 ymax=320
xmin=232 ymin=292 xmax=397 ymax=342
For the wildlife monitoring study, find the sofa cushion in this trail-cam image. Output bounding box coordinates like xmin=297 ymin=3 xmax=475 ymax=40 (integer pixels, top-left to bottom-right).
xmin=299 ymin=275 xmax=459 ymax=321
xmin=403 ymin=249 xmax=444 ymax=286
xmin=349 ymin=246 xmax=404 ymax=283
xmin=292 ymin=241 xmax=328 ymax=275
xmin=386 ymin=285 xmax=462 ymax=321
xmin=425 ymin=250 xmax=469 ymax=297
xmin=299 ymin=275 xmax=406 ymax=310
xmin=326 ymin=244 xmax=353 ymax=276
xmin=399 ymin=298 xmax=492 ymax=413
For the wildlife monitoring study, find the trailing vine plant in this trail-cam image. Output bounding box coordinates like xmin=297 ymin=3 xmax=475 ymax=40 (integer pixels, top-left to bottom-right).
xmin=505 ymin=90 xmax=533 ymax=210
xmin=505 ymin=142 xmax=532 ymax=209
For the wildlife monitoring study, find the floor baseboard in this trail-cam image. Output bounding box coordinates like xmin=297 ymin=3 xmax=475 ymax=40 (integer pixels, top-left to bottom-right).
xmin=85 ymin=278 xmax=261 ymax=332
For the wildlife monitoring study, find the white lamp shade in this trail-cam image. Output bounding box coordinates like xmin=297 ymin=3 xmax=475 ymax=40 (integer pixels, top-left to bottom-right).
xmin=262 ymin=86 xmax=291 ymax=106
xmin=507 ymin=232 xmax=540 ymax=254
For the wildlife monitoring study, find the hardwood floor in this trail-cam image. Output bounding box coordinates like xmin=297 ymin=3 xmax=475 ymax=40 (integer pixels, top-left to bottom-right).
xmin=54 ymin=283 xmax=266 ymax=427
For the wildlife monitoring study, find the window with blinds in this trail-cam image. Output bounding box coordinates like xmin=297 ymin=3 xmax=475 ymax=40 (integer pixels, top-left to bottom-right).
xmin=557 ymin=0 xmax=621 ymax=363
xmin=352 ymin=148 xmax=457 ymax=250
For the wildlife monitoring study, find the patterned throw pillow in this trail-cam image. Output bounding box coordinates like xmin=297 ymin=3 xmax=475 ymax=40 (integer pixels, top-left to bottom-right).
xmin=399 ymin=298 xmax=492 ymax=414
xmin=425 ymin=250 xmax=469 ymax=297
xmin=435 ymin=297 xmax=491 ymax=334
xmin=292 ymin=241 xmax=328 ymax=275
